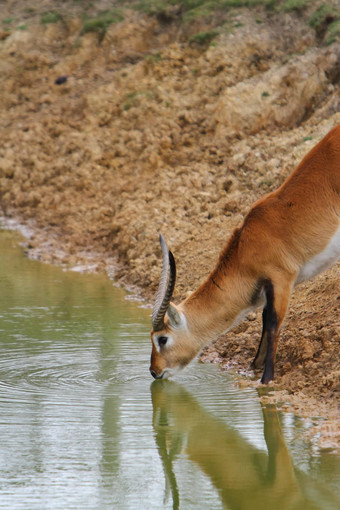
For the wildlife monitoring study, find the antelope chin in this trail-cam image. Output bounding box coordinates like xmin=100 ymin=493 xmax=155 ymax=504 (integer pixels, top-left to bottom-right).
xmin=161 ymin=369 xmax=172 ymax=379
xmin=160 ymin=366 xmax=182 ymax=380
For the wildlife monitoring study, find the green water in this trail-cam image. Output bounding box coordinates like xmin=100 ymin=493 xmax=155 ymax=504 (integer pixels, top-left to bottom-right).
xmin=0 ymin=228 xmax=339 ymax=509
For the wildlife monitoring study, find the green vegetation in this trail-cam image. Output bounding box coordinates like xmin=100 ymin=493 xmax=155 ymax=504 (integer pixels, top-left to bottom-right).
xmin=221 ymin=0 xmax=275 ymax=6
xmin=308 ymin=3 xmax=337 ymax=29
xmin=183 ymin=2 xmax=220 ymax=21
xmin=81 ymin=9 xmax=124 ymax=35
xmin=133 ymin=0 xmax=170 ymax=15
xmin=131 ymin=0 xmax=340 ymax=23
xmin=308 ymin=3 xmax=340 ymax=44
xmin=2 ymin=0 xmax=339 ymax=46
xmin=3 ymin=17 xmax=15 ymax=25
xmin=132 ymin=0 xmax=340 ymax=45
xmin=40 ymin=11 xmax=62 ymax=25
xmin=326 ymin=18 xmax=340 ymax=45
xmin=134 ymin=0 xmax=278 ymax=17
xmin=189 ymin=28 xmax=219 ymax=45
xmin=281 ymin=0 xmax=308 ymax=12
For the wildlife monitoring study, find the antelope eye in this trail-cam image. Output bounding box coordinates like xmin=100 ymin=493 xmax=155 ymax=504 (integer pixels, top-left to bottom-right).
xmin=158 ymin=336 xmax=168 ymax=347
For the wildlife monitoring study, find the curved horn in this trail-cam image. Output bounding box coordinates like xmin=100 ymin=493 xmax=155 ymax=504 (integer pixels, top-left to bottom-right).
xmin=152 ymin=234 xmax=176 ymax=331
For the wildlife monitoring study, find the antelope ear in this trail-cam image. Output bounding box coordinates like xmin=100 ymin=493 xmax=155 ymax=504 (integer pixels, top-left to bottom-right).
xmin=167 ymin=304 xmax=184 ymax=328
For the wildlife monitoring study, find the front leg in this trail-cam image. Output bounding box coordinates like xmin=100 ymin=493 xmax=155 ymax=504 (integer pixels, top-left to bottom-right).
xmin=251 ymin=305 xmax=268 ymax=370
xmin=260 ymin=277 xmax=293 ymax=384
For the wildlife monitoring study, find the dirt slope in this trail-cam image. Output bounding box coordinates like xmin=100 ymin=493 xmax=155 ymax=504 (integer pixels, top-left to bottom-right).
xmin=0 ymin=1 xmax=339 ymax=446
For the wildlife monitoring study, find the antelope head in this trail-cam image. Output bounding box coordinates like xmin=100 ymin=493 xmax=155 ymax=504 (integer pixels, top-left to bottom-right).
xmin=150 ymin=235 xmax=200 ymax=379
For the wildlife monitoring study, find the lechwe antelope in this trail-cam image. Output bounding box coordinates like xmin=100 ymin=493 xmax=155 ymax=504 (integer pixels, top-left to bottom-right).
xmin=150 ymin=124 xmax=340 ymax=384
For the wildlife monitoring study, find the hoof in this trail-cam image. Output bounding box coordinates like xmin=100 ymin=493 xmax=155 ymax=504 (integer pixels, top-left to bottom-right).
xmin=260 ymin=374 xmax=274 ymax=385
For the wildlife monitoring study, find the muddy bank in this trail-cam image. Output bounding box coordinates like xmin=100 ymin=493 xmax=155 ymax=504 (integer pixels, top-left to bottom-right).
xmin=0 ymin=1 xmax=339 ymax=447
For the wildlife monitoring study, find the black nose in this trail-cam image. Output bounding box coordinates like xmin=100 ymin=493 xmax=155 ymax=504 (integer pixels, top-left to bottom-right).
xmin=150 ymin=370 xmax=157 ymax=379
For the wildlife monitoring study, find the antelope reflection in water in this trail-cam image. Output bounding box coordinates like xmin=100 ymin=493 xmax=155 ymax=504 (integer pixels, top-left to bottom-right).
xmin=151 ymin=381 xmax=340 ymax=510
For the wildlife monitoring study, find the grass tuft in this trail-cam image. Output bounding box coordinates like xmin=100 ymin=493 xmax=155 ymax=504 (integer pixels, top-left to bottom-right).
xmin=40 ymin=11 xmax=62 ymax=25
xmin=281 ymin=0 xmax=308 ymax=13
xmin=189 ymin=28 xmax=219 ymax=45
xmin=308 ymin=3 xmax=340 ymax=44
xmin=81 ymin=9 xmax=124 ymax=35
xmin=326 ymin=18 xmax=340 ymax=45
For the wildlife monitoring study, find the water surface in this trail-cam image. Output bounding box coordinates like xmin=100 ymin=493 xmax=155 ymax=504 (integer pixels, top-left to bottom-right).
xmin=0 ymin=228 xmax=339 ymax=509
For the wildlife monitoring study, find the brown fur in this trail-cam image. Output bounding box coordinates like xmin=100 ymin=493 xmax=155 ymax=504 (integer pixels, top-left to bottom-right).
xmin=150 ymin=125 xmax=340 ymax=383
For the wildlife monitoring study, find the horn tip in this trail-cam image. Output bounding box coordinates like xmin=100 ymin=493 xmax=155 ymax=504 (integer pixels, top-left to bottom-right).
xmin=158 ymin=233 xmax=168 ymax=252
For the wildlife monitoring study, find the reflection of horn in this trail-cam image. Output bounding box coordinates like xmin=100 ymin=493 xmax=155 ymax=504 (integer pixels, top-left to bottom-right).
xmin=151 ymin=381 xmax=180 ymax=510
xmin=152 ymin=234 xmax=176 ymax=332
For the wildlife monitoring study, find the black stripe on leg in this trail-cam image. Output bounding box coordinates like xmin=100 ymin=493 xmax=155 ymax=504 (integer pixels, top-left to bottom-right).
xmin=251 ymin=305 xmax=268 ymax=369
xmin=263 ymin=280 xmax=278 ymax=331
xmin=261 ymin=280 xmax=278 ymax=384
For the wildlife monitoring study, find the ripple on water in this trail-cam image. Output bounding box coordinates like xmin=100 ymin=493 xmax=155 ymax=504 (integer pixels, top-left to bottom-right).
xmin=0 ymin=347 xmax=104 ymax=404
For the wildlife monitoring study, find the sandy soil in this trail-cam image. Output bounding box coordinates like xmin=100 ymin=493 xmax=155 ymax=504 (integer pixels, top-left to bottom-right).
xmin=0 ymin=1 xmax=339 ymax=448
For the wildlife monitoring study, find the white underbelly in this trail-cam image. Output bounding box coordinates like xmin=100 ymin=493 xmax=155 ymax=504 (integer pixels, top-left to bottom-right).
xmin=296 ymin=226 xmax=340 ymax=284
